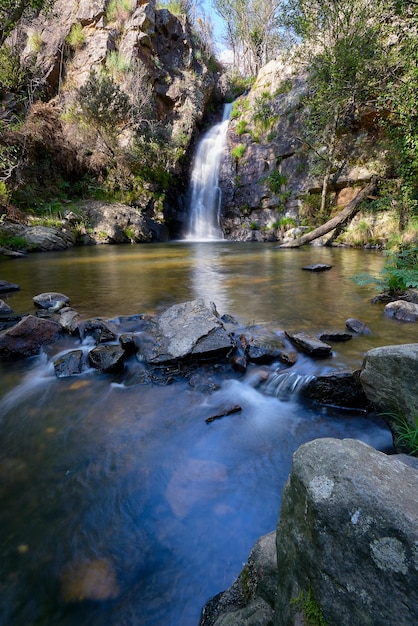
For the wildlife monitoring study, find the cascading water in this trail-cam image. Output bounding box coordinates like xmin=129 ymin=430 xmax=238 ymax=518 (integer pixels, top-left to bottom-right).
xmin=186 ymin=103 xmax=232 ymax=240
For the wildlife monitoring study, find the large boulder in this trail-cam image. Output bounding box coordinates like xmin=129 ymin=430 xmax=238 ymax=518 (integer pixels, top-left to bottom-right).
xmin=0 ymin=315 xmax=61 ymax=357
xmin=144 ymin=299 xmax=234 ymax=365
xmin=360 ymin=344 xmax=418 ymax=429
xmin=274 ymin=438 xmax=418 ymax=626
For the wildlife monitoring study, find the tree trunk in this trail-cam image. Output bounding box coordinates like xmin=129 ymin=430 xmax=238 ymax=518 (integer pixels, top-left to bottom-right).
xmin=280 ymin=177 xmax=377 ymax=248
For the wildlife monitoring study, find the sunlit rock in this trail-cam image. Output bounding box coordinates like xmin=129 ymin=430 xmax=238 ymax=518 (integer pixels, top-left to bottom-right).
xmin=145 ymin=299 xmax=234 ymax=365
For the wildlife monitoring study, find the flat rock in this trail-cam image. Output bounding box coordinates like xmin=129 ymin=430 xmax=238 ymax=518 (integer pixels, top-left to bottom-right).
xmin=301 ymin=264 xmax=333 ymax=272
xmin=285 ymin=331 xmax=332 ymax=357
xmin=0 ymin=315 xmax=61 ymax=357
xmin=0 ymin=280 xmax=20 ymax=293
xmin=318 ymin=331 xmax=353 ymax=342
xmin=145 ymin=300 xmax=233 ymax=365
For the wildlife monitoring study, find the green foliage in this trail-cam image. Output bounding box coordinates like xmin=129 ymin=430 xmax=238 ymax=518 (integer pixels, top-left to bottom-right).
xmin=235 ymin=119 xmax=248 ymax=136
xmin=291 ymin=588 xmax=327 ymax=626
xmin=388 ymin=413 xmax=418 ymax=457
xmin=77 ymin=70 xmax=130 ymax=132
xmin=249 ymin=221 xmax=259 ymax=230
xmin=263 ymin=169 xmax=287 ymax=193
xmin=105 ymin=51 xmax=131 ymax=78
xmin=231 ymin=143 xmax=246 ymax=160
xmin=0 ymin=0 xmax=55 ymax=48
xmin=353 ymin=247 xmax=418 ymax=293
xmin=0 ymin=45 xmax=26 ymax=92
xmin=66 ymin=23 xmax=85 ymax=49
xmin=275 ymin=216 xmax=297 ymax=230
xmin=27 ymin=30 xmax=44 ymax=52
xmin=0 ymin=231 xmax=28 ymax=250
xmin=106 ymin=0 xmax=134 ymax=22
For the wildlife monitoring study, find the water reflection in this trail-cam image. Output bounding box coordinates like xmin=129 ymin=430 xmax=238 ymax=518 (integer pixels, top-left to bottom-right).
xmin=0 ymin=243 xmax=417 ymax=626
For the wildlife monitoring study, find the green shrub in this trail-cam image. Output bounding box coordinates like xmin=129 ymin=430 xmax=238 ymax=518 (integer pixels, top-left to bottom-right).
xmin=353 ymin=246 xmax=418 ymax=293
xmin=106 ymin=51 xmax=131 ymax=77
xmin=263 ymin=170 xmax=287 ymax=194
xmin=106 ymin=0 xmax=134 ymax=22
xmin=390 ymin=413 xmax=418 ymax=456
xmin=231 ymin=143 xmax=246 ymax=160
xmin=66 ymin=23 xmax=85 ymax=50
xmin=235 ymin=120 xmax=248 ymax=136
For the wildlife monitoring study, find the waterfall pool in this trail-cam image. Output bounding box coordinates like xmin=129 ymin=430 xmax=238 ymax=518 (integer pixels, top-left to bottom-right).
xmin=0 ymin=242 xmax=416 ymax=626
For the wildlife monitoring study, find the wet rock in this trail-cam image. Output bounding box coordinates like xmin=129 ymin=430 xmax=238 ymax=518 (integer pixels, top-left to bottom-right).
xmin=275 ymin=438 xmax=418 ymax=626
xmin=302 ymin=263 xmax=333 ymax=272
xmin=285 ymin=331 xmax=332 ymax=358
xmin=302 ymin=372 xmax=371 ymax=409
xmin=360 ymin=344 xmax=418 ymax=432
xmin=119 ymin=333 xmax=138 ymax=355
xmin=88 ymin=344 xmax=125 ymax=372
xmin=145 ymin=300 xmax=234 ymax=365
xmin=0 ymin=300 xmax=22 ymax=330
xmin=53 ymin=350 xmax=84 ymax=377
xmin=318 ymin=330 xmax=353 ymax=342
xmin=0 ymin=315 xmax=61 ymax=357
xmin=0 ymin=280 xmax=20 ymax=293
xmin=345 ymin=317 xmax=372 ymax=335
xmin=59 ymin=307 xmax=81 ymax=334
xmin=239 ymin=330 xmax=290 ymax=365
xmin=200 ymin=532 xmax=277 ymax=626
xmin=33 ymin=292 xmax=70 ymax=310
xmin=0 ymin=299 xmax=14 ymax=313
xmin=60 ymin=557 xmax=120 ymax=603
xmin=80 ymin=319 xmax=117 ymax=343
xmin=384 ymin=300 xmax=418 ymax=322
xmin=230 ymin=354 xmax=247 ymax=373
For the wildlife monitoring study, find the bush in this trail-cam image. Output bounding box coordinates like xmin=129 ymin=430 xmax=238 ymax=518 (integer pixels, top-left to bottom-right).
xmin=66 ymin=23 xmax=85 ymax=50
xmin=353 ymin=246 xmax=418 ymax=294
xmin=231 ymin=143 xmax=246 ymax=160
xmin=263 ymin=170 xmax=287 ymax=194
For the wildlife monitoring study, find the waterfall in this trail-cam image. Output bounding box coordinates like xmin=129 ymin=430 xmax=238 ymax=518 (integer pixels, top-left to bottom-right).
xmin=186 ymin=103 xmax=232 ymax=240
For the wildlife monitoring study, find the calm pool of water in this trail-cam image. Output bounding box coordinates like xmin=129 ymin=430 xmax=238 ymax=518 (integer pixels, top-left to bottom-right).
xmin=0 ymin=243 xmax=415 ymax=625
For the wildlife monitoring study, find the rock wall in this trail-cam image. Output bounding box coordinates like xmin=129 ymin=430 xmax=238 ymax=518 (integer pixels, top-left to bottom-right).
xmin=219 ymin=58 xmax=387 ymax=242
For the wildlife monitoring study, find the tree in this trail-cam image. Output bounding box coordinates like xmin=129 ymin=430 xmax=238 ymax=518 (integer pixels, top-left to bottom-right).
xmin=283 ymin=0 xmax=386 ymax=215
xmin=0 ymin=0 xmax=54 ymax=47
xmin=212 ymin=0 xmax=283 ymax=74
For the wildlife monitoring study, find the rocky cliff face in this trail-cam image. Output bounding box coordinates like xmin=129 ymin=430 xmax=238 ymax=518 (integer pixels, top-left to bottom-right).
xmin=3 ymin=0 xmax=218 ymax=236
xmin=219 ymin=58 xmax=388 ymax=243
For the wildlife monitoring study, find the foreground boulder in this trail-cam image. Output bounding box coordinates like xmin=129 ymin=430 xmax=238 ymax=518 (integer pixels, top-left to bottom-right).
xmin=0 ymin=315 xmax=61 ymax=357
xmin=144 ymin=300 xmax=234 ymax=365
xmin=360 ymin=344 xmax=418 ymax=429
xmin=274 ymin=439 xmax=418 ymax=626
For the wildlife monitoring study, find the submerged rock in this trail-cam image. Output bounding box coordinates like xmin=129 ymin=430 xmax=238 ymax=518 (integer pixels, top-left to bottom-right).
xmin=301 ymin=264 xmax=333 ymax=272
xmin=60 ymin=557 xmax=120 ymax=603
xmin=345 ymin=317 xmax=372 ymax=335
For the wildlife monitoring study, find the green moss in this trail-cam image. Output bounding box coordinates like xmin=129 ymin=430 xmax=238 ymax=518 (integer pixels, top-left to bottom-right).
xmin=291 ymin=588 xmax=328 ymax=626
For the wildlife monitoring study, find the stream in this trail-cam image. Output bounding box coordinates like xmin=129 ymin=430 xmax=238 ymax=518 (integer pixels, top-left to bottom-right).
xmin=1 ymin=242 xmax=417 ymax=626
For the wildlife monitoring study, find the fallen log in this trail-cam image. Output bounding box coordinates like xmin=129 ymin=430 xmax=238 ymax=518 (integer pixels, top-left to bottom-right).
xmin=280 ymin=177 xmax=378 ymax=248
